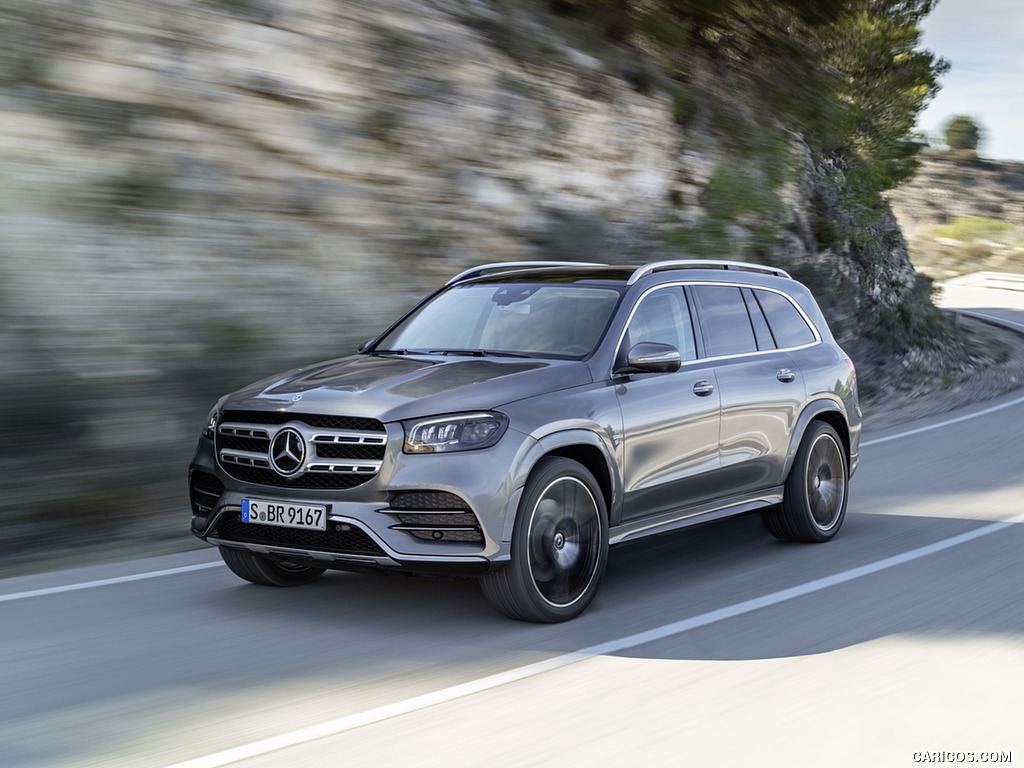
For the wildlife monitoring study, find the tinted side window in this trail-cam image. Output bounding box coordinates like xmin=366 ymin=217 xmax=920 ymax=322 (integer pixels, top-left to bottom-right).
xmin=754 ymin=289 xmax=817 ymax=348
xmin=625 ymin=286 xmax=696 ymax=361
xmin=742 ymin=288 xmax=775 ymax=351
xmin=691 ymin=285 xmax=757 ymax=357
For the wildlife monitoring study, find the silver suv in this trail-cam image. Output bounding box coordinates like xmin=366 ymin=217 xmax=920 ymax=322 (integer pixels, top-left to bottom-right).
xmin=189 ymin=260 xmax=861 ymax=622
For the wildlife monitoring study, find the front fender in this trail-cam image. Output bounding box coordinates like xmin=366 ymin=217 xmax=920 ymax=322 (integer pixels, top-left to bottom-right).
xmin=500 ymin=428 xmax=622 ymax=540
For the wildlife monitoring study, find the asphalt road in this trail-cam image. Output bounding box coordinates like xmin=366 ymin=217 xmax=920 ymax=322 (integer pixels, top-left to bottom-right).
xmin=2 ymin=280 xmax=1022 ymax=768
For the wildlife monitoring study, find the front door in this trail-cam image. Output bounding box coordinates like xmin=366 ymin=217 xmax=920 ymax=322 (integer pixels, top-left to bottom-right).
xmin=616 ymin=286 xmax=722 ymax=521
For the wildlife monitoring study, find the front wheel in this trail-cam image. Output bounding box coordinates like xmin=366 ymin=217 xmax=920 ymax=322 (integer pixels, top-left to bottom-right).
xmin=219 ymin=547 xmax=326 ymax=587
xmin=764 ymin=421 xmax=849 ymax=543
xmin=480 ymin=457 xmax=608 ymax=623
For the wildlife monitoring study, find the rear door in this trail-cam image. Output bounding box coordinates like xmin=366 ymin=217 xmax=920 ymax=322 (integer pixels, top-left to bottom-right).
xmin=689 ymin=284 xmax=808 ymax=494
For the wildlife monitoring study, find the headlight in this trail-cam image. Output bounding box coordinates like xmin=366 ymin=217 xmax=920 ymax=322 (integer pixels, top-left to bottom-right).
xmin=403 ymin=412 xmax=508 ymax=454
xmin=202 ymin=401 xmax=225 ymax=440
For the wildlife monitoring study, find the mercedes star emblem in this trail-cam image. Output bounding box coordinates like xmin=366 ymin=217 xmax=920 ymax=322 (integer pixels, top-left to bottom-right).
xmin=269 ymin=427 xmax=306 ymax=477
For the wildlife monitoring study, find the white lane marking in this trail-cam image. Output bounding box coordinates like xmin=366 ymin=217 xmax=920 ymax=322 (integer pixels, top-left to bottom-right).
xmin=0 ymin=562 xmax=223 ymax=603
xmin=167 ymin=508 xmax=1024 ymax=768
xmin=953 ymin=307 xmax=1024 ymax=332
xmin=861 ymin=391 xmax=1024 ymax=447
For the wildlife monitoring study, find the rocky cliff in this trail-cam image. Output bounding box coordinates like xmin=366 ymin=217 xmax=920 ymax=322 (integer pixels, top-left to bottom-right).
xmin=0 ymin=0 xmax=940 ymax=562
xmin=889 ymin=154 xmax=1024 ymax=279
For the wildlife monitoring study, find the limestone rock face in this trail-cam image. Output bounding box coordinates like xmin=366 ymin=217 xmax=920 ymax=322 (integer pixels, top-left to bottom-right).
xmin=2 ymin=2 xmax=694 ymax=362
xmin=0 ymin=0 xmax=917 ymax=358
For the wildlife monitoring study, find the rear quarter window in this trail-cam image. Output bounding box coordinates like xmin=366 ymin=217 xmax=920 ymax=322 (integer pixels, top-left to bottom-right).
xmin=753 ymin=289 xmax=817 ymax=348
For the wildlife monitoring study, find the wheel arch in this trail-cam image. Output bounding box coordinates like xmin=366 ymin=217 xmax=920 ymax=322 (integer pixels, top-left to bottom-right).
xmin=784 ymin=399 xmax=852 ymax=479
xmin=533 ymin=430 xmax=620 ymax=525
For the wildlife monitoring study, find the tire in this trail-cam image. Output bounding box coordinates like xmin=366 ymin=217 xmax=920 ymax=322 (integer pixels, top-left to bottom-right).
xmin=480 ymin=457 xmax=608 ymax=623
xmin=219 ymin=546 xmax=326 ymax=587
xmin=764 ymin=421 xmax=848 ymax=543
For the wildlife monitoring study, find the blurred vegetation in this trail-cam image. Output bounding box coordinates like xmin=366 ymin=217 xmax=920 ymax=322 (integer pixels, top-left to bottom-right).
xmin=872 ymin=273 xmax=945 ymax=351
xmin=945 ymin=115 xmax=983 ymax=153
xmin=551 ymin=0 xmax=947 ymax=202
xmin=669 ymin=147 xmax=788 ymax=258
xmin=933 ymin=216 xmax=1020 ymax=244
xmin=546 ymin=0 xmax=952 ymax=340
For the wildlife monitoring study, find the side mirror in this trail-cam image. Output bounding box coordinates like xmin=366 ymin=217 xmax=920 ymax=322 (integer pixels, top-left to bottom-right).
xmin=615 ymin=342 xmax=682 ymax=375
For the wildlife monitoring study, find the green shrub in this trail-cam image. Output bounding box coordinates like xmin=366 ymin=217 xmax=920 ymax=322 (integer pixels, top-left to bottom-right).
xmin=670 ymin=85 xmax=696 ymax=125
xmin=619 ymin=62 xmax=658 ymax=95
xmin=932 ymin=216 xmax=1019 ymax=244
xmin=872 ymin=274 xmax=947 ymax=351
xmin=103 ymin=167 xmax=174 ymax=211
xmin=668 ymin=222 xmax=731 ymax=258
xmin=945 ymin=115 xmax=982 ymax=152
xmin=363 ymin=108 xmax=402 ymax=146
xmin=813 ymin=216 xmax=840 ymax=249
xmin=0 ymin=49 xmax=48 ymax=86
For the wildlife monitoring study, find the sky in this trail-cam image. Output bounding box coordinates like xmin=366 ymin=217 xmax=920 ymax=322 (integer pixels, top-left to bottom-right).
xmin=916 ymin=0 xmax=1024 ymax=161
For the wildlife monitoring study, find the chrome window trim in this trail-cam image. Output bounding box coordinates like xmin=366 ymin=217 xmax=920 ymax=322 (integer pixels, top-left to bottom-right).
xmin=689 ymin=341 xmax=821 ymax=366
xmin=612 ymin=284 xmax=697 ymax=375
xmin=690 ymin=280 xmax=822 ymax=344
xmin=610 ymin=280 xmax=821 ymax=378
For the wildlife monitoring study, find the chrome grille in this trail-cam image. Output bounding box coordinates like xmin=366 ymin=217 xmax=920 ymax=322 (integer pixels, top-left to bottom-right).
xmin=216 ymin=410 xmax=387 ymax=489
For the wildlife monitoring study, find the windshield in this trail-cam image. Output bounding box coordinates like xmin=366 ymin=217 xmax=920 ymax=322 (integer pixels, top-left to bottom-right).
xmin=374 ymin=283 xmax=623 ymax=359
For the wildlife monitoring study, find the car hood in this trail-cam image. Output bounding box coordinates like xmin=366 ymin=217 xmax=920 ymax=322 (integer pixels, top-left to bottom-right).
xmin=224 ymin=353 xmax=594 ymax=422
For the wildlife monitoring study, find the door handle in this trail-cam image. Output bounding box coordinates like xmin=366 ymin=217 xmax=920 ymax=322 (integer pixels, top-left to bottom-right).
xmin=693 ymin=380 xmax=714 ymax=397
xmin=776 ymin=368 xmax=796 ymax=383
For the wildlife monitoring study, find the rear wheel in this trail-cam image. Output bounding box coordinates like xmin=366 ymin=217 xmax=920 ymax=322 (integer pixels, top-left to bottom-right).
xmin=764 ymin=421 xmax=848 ymax=543
xmin=481 ymin=457 xmax=608 ymax=623
xmin=219 ymin=547 xmax=326 ymax=587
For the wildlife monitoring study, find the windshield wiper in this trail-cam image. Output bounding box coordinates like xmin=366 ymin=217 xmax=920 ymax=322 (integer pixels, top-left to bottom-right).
xmin=427 ymin=349 xmax=532 ymax=358
xmin=369 ymin=348 xmax=430 ymax=356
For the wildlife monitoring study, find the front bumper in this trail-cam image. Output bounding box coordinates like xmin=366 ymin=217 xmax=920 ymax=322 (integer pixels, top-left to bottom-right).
xmin=188 ymin=425 xmax=538 ymax=575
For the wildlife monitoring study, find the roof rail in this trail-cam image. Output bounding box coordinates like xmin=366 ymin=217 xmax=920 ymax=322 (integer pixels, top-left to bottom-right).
xmin=446 ymin=261 xmax=608 ymax=286
xmin=627 ymin=260 xmax=791 ymax=284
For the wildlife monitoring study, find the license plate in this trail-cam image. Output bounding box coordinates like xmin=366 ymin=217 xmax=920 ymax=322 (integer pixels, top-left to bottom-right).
xmin=241 ymin=499 xmax=327 ymax=531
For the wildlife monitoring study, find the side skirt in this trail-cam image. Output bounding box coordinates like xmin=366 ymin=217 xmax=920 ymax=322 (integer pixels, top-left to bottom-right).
xmin=609 ymin=488 xmax=784 ymax=546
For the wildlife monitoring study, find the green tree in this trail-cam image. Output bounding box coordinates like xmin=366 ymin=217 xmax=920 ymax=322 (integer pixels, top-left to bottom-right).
xmin=823 ymin=0 xmax=948 ymax=194
xmin=945 ymin=115 xmax=982 ymax=151
xmin=550 ymin=0 xmax=947 ymax=200
xmin=549 ymin=0 xmax=845 ymax=54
